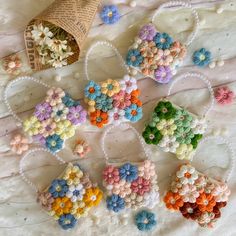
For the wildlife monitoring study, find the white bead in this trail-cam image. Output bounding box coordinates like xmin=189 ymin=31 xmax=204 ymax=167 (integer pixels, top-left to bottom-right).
xmin=54 ymin=75 xmax=61 ymax=82
xmin=216 ymin=7 xmax=224 ymax=14
xmin=74 ymin=72 xmax=80 ymax=79
xmin=217 ymin=60 xmax=224 ymax=67
xmin=209 ymin=61 xmax=216 ymax=69
xmin=130 ymin=1 xmax=137 ymax=8
xmin=130 ymin=68 xmax=137 ymax=76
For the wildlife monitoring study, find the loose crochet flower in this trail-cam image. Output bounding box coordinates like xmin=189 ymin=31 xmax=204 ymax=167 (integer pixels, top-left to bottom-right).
xmin=62 ymin=93 xmax=80 ymax=107
xmin=101 ymin=79 xmax=120 ymax=97
xmin=106 ymin=194 xmax=125 ymax=213
xmin=39 ymin=119 xmax=57 ymax=138
xmin=180 ymin=202 xmax=201 ymax=220
xmin=84 ymin=81 xmax=101 ymax=100
xmin=37 ymin=192 xmax=54 ymax=211
xmin=63 ymin=163 xmax=83 ymax=185
xmin=158 ymin=135 xmax=179 ymax=153
xmin=51 ymin=103 xmax=69 ymax=122
xmin=10 ymin=134 xmax=30 ymax=155
xmin=108 ymin=108 xmax=126 ymax=125
xmin=119 ymin=163 xmax=138 ymax=182
xmin=154 ymin=32 xmax=173 ymax=50
xmin=67 ymin=105 xmax=87 ymax=125
xmin=73 ymin=140 xmax=91 ymax=158
xmin=23 ymin=116 xmax=41 ymax=136
xmin=49 ymin=179 xmax=69 ymax=198
xmin=90 ymin=110 xmax=108 ymax=128
xmin=196 ymin=193 xmax=216 ymax=212
xmin=55 ymin=120 xmax=75 ymax=140
xmin=52 ymin=197 xmax=73 ymax=217
xmin=214 ymin=86 xmax=234 ymax=105
xmin=139 ymin=24 xmax=157 ymax=41
xmin=100 ymin=5 xmax=120 ymax=25
xmin=94 ymin=94 xmax=113 ymax=112
xmin=154 ymin=66 xmax=172 ymax=83
xmin=103 ymin=165 xmax=120 ymax=185
xmin=3 ymin=55 xmax=22 ymax=75
xmin=154 ymin=101 xmax=176 ymax=119
xmin=142 ymin=126 xmax=163 ymax=145
xmin=119 ymin=75 xmax=138 ymax=94
xmin=176 ymin=144 xmax=195 ymax=161
xmin=193 ymin=48 xmax=211 ymax=67
xmin=112 ymin=180 xmax=132 ymax=198
xmin=83 ymin=187 xmax=103 ymax=207
xmin=156 ymin=119 xmax=177 ymax=136
xmin=176 ymin=164 xmax=198 ymax=185
xmin=46 ymin=88 xmax=65 ymax=106
xmin=45 ymin=134 xmax=64 ymax=152
xmin=124 ymin=104 xmax=142 ymax=122
xmin=66 ymin=184 xmax=85 ymax=202
xmin=112 ymin=90 xmax=131 ymax=109
xmin=58 ymin=214 xmax=77 ymax=230
xmin=138 ymin=160 xmax=156 ymax=180
xmin=131 ymin=177 xmax=151 ymax=196
xmin=135 ymin=210 xmax=157 ymax=232
xmin=164 ymin=191 xmax=184 ymax=211
xmin=126 ymin=49 xmax=144 ymax=67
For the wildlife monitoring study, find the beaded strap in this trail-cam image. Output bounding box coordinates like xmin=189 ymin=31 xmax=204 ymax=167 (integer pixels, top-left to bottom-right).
xmin=167 ymin=72 xmax=214 ymax=117
xmin=3 ymin=76 xmax=51 ymax=123
xmin=84 ymin=40 xmax=130 ymax=81
xmin=151 ymin=1 xmax=199 ymax=46
xmin=101 ymin=123 xmax=150 ymax=164
xmin=19 ymin=148 xmax=66 ymax=193
xmin=195 ymin=136 xmax=235 ymax=183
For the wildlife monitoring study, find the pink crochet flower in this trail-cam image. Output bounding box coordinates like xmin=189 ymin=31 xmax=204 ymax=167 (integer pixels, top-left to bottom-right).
xmin=103 ymin=166 xmax=120 ymax=185
xmin=39 ymin=119 xmax=57 ymax=137
xmin=179 ymin=184 xmax=200 ymax=203
xmin=112 ymin=179 xmax=132 ymax=198
xmin=3 ymin=55 xmax=22 ymax=75
xmin=112 ymin=90 xmax=131 ymax=109
xmin=156 ymin=49 xmax=173 ymax=66
xmin=45 ymin=87 xmax=65 ymax=106
xmin=211 ymin=182 xmax=231 ymax=202
xmin=37 ymin=192 xmax=54 ymax=211
xmin=10 ymin=134 xmax=30 ymax=155
xmin=214 ymin=86 xmax=234 ymax=105
xmin=131 ymin=177 xmax=151 ymax=196
xmin=138 ymin=160 xmax=156 ymax=180
xmin=74 ymin=140 xmax=91 ymax=158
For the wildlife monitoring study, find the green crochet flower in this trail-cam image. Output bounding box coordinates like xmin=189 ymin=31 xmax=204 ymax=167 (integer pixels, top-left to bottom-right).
xmin=148 ymin=112 xmax=160 ymax=127
xmin=191 ymin=134 xmax=203 ymax=149
xmin=142 ymin=126 xmax=163 ymax=145
xmin=174 ymin=109 xmax=193 ymax=128
xmin=154 ymin=101 xmax=177 ymax=120
xmin=175 ymin=126 xmax=194 ymax=144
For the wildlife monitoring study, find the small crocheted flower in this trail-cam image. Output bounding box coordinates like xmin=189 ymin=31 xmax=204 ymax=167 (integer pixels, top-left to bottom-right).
xmin=112 ymin=90 xmax=131 ymax=109
xmin=100 ymin=5 xmax=120 ymax=25
xmin=39 ymin=119 xmax=57 ymax=138
xmin=2 ymin=55 xmax=22 ymax=75
xmin=130 ymin=89 xmax=142 ymax=107
xmin=55 ymin=120 xmax=75 ymax=140
xmin=103 ymin=165 xmax=120 ymax=185
xmin=95 ymin=94 xmax=113 ymax=112
xmin=174 ymin=109 xmax=193 ymax=128
xmin=106 ymin=194 xmax=125 ymax=213
xmin=211 ymin=182 xmax=231 ymax=202
xmin=45 ymin=134 xmax=64 ymax=153
xmin=108 ymin=108 xmax=126 ymax=125
xmin=156 ymin=49 xmax=173 ymax=66
xmin=112 ymin=180 xmax=132 ymax=198
xmin=119 ymin=163 xmax=138 ymax=182
xmin=139 ymin=24 xmax=157 ymax=41
xmin=124 ymin=104 xmax=142 ymax=122
xmin=83 ymin=187 xmax=103 ymax=207
xmin=174 ymin=127 xmax=194 ymax=144
xmin=156 ymin=119 xmax=177 ymax=136
xmin=10 ymin=134 xmax=30 ymax=155
xmin=176 ymin=144 xmax=195 ymax=160
xmin=135 ymin=210 xmax=157 ymax=232
xmin=125 ymin=192 xmax=144 ymax=210
xmin=51 ymin=103 xmax=69 ymax=122
xmin=34 ymin=102 xmax=52 ymax=121
xmin=214 ymin=86 xmax=234 ymax=105
xmin=138 ymin=160 xmax=156 ymax=180
xmin=193 ymin=48 xmax=211 ymax=67
xmin=46 ymin=88 xmax=65 ymax=106
xmin=58 ymin=214 xmax=77 ymax=230
xmin=180 ymin=184 xmax=200 ymax=203
xmin=84 ymin=81 xmax=101 ymax=100
xmin=62 ymin=93 xmax=80 ymax=107
xmin=158 ymin=135 xmax=179 ymax=153
xmin=66 ymin=184 xmax=85 ymax=202
xmin=170 ymin=41 xmax=187 ymax=59
xmin=23 ymin=116 xmax=41 ymax=136
xmin=154 ymin=101 xmax=176 ymax=119
xmin=119 ymin=75 xmax=138 ymax=94
xmin=196 ymin=193 xmax=216 ymax=212
xmin=176 ymin=164 xmax=198 ymax=185
xmin=164 ymin=191 xmax=184 ymax=211
xmin=190 ymin=118 xmax=207 ymax=135
xmin=180 ymin=202 xmax=201 ymax=220
xmin=90 ymin=110 xmax=108 ymax=128
xmin=101 ymin=79 xmax=120 ymax=97
xmin=197 ymin=212 xmax=215 ymax=227
xmin=131 ymin=177 xmax=151 ymax=196
xmin=154 ymin=66 xmax=172 ymax=84
xmin=154 ymin=32 xmax=173 ymax=50
xmin=142 ymin=126 xmax=163 ymax=145
xmin=49 ymin=179 xmax=69 ymax=198
xmin=73 ymin=201 xmax=90 ymax=218
xmin=67 ymin=105 xmax=87 ymax=125
xmin=63 ymin=163 xmax=83 ymax=185
xmin=73 ymin=140 xmax=91 ymax=158
xmin=52 ymin=197 xmax=73 ymax=217
xmin=126 ymin=49 xmax=144 ymax=67
xmin=37 ymin=192 xmax=54 ymax=211
xmin=143 ymin=189 xmax=160 ymax=209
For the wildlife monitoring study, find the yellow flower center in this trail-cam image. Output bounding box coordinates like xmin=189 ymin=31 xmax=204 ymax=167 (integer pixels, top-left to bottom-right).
xmin=56 ymin=185 xmax=61 ymax=192
xmin=108 ymin=11 xmax=113 ymax=17
xmin=69 ymin=172 xmax=77 ymax=180
xmin=51 ymin=140 xmax=57 ymax=147
xmin=200 ymin=54 xmax=206 ymax=61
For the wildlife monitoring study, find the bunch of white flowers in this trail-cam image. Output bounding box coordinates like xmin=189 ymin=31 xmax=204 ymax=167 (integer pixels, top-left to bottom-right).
xmin=31 ymin=23 xmax=74 ymax=68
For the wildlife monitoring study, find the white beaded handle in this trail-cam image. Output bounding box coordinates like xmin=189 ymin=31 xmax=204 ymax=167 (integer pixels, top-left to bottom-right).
xmin=84 ymin=40 xmax=130 ymax=81
xmin=3 ymin=76 xmax=51 ymax=123
xmin=19 ymin=148 xmax=66 ymax=193
xmin=101 ymin=123 xmax=150 ymax=164
xmin=151 ymin=1 xmax=199 ymax=46
xmin=195 ymin=136 xmax=235 ymax=183
xmin=167 ymin=72 xmax=214 ymax=117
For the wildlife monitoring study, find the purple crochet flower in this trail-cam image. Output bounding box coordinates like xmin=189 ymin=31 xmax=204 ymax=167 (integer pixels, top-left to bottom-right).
xmin=139 ymin=24 xmax=157 ymax=41
xmin=34 ymin=102 xmax=52 ymax=121
xmin=33 ymin=134 xmax=46 ymax=145
xmin=67 ymin=105 xmax=87 ymax=125
xmin=154 ymin=66 xmax=172 ymax=84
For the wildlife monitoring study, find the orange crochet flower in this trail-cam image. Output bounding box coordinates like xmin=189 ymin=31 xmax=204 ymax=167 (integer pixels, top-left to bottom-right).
xmin=164 ymin=191 xmax=184 ymax=211
xmin=196 ymin=193 xmax=216 ymax=212
xmin=170 ymin=41 xmax=187 ymax=59
xmin=83 ymin=187 xmax=103 ymax=207
xmin=131 ymin=89 xmax=142 ymax=107
xmin=52 ymin=197 xmax=73 ymax=216
xmin=90 ymin=110 xmax=108 ymax=128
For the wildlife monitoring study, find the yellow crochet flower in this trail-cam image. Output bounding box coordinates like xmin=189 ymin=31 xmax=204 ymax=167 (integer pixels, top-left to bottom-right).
xmin=71 ymin=201 xmax=90 ymax=219
xmin=23 ymin=116 xmax=41 ymax=136
xmin=51 ymin=197 xmax=73 ymax=217
xmin=156 ymin=119 xmax=177 ymax=136
xmin=63 ymin=163 xmax=83 ymax=185
xmin=176 ymin=144 xmax=194 ymax=160
xmin=55 ymin=120 xmax=75 ymax=140
xmin=100 ymin=79 xmax=120 ymax=97
xmin=83 ymin=187 xmax=103 ymax=208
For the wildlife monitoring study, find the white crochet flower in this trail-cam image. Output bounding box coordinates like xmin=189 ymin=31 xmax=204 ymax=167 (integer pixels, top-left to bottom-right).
xmin=51 ymin=103 xmax=69 ymax=122
xmin=176 ymin=144 xmax=195 ymax=160
xmin=143 ymin=189 xmax=160 ymax=209
xmin=66 ymin=183 xmax=85 ymax=202
xmin=212 ymin=182 xmax=231 ymax=202
xmin=119 ymin=75 xmax=137 ymax=94
xmin=158 ymin=135 xmax=179 ymax=152
xmin=179 ymin=184 xmax=200 ymax=203
xmin=176 ymin=164 xmax=198 ymax=185
xmin=31 ymin=23 xmax=53 ymax=46
xmin=108 ymin=108 xmax=126 ymax=125
xmin=190 ymin=118 xmax=207 ymax=134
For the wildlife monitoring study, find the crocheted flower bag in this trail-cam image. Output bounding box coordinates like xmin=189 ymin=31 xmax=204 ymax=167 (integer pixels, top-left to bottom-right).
xmin=101 ymin=123 xmax=160 ymax=213
xmin=142 ymin=72 xmax=214 ymax=160
xmin=4 ymin=76 xmax=87 ymax=153
xmin=163 ymin=136 xmax=235 ymax=228
xmin=84 ymin=41 xmax=143 ymax=128
xmin=20 ymin=148 xmax=103 ymax=230
xmin=126 ymin=1 xmax=199 ymax=83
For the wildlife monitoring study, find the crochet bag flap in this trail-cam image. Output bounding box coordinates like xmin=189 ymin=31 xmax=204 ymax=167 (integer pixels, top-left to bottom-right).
xmin=142 ymin=72 xmax=214 ymax=160
xmin=4 ymin=76 xmax=87 ymax=153
xmin=126 ymin=1 xmax=199 ymax=84
xmin=101 ymin=123 xmax=160 ymax=213
xmin=84 ymin=41 xmax=143 ymax=128
xmin=163 ymin=136 xmax=235 ymax=228
xmin=20 ymin=148 xmax=103 ymax=230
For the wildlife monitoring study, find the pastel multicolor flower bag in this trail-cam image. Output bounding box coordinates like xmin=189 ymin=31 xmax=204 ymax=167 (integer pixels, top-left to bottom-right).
xmin=101 ymin=123 xmax=160 ymax=213
xmin=3 ymin=76 xmax=87 ymax=153
xmin=163 ymin=136 xmax=235 ymax=228
xmin=84 ymin=41 xmax=143 ymax=128
xmin=126 ymin=1 xmax=199 ymax=83
xmin=20 ymin=148 xmax=103 ymax=230
xmin=142 ymin=72 xmax=214 ymax=160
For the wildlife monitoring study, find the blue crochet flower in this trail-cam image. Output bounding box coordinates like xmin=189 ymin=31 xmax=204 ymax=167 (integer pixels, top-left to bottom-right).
xmin=49 ymin=179 xmax=69 ymax=198
xmin=125 ymin=104 xmax=143 ymax=123
xmin=135 ymin=210 xmax=157 ymax=232
xmin=84 ymin=81 xmax=101 ymax=100
xmin=100 ymin=5 xmax=120 ymax=25
xmin=62 ymin=93 xmax=80 ymax=107
xmin=95 ymin=94 xmax=113 ymax=112
xmin=58 ymin=214 xmax=77 ymax=230
xmin=45 ymin=134 xmax=63 ymax=153
xmin=106 ymin=194 xmax=125 ymax=213
xmin=119 ymin=163 xmax=138 ymax=182
xmin=126 ymin=49 xmax=144 ymax=67
xmin=193 ymin=48 xmax=211 ymax=67
xmin=154 ymin=32 xmax=173 ymax=50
